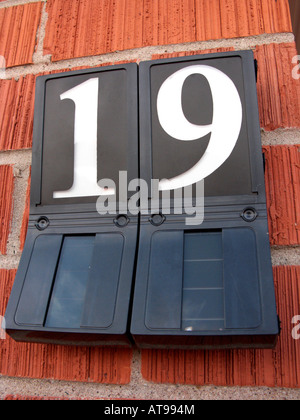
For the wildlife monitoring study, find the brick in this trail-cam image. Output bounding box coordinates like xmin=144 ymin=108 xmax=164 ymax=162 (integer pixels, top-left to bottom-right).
xmin=44 ymin=0 xmax=292 ymax=62
xmin=255 ymin=43 xmax=300 ymax=131
xmin=263 ymin=145 xmax=300 ymax=246
xmin=141 ymin=266 xmax=300 ymax=388
xmin=0 ymin=76 xmax=35 ymax=151
xmin=0 ymin=270 xmax=132 ymax=383
xmin=0 ymin=165 xmax=14 ymax=255
xmin=0 ymin=3 xmax=42 ymax=68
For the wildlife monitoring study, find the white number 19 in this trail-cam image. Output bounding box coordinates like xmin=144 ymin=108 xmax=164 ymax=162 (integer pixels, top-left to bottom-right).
xmin=53 ymin=66 xmax=243 ymax=199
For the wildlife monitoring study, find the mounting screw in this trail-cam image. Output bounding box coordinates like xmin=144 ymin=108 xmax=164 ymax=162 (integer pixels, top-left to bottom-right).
xmin=35 ymin=217 xmax=50 ymax=231
xmin=150 ymin=214 xmax=166 ymax=226
xmin=114 ymin=215 xmax=130 ymax=228
xmin=241 ymin=207 xmax=258 ymax=222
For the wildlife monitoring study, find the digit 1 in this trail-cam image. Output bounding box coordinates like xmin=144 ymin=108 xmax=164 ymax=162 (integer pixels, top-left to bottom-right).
xmin=53 ymin=78 xmax=115 ymax=199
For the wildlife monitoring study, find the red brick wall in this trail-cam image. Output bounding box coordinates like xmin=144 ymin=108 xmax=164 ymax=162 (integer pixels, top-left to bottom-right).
xmin=0 ymin=0 xmax=299 ymax=399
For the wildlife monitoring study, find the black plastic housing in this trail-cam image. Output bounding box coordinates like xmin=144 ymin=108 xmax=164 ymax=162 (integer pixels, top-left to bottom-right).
xmin=130 ymin=51 xmax=279 ymax=349
xmin=5 ymin=63 xmax=139 ymax=346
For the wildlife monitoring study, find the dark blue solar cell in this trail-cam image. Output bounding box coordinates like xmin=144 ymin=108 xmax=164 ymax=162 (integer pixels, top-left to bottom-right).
xmin=46 ymin=236 xmax=95 ymax=329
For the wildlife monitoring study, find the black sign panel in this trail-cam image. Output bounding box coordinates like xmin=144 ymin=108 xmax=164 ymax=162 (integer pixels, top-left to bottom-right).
xmin=5 ymin=64 xmax=139 ymax=346
xmin=39 ymin=68 xmax=137 ymax=206
xmin=150 ymin=56 xmax=252 ymax=196
xmin=5 ymin=52 xmax=279 ymax=349
xmin=131 ymin=51 xmax=279 ymax=349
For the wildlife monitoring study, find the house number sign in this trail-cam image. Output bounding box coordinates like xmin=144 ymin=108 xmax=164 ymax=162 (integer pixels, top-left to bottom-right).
xmin=4 ymin=51 xmax=279 ymax=349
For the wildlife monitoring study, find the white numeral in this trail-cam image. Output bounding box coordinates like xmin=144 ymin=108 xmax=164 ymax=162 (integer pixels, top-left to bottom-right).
xmin=53 ymin=78 xmax=115 ymax=199
xmin=54 ymin=66 xmax=243 ymax=198
xmin=157 ymin=65 xmax=243 ymax=191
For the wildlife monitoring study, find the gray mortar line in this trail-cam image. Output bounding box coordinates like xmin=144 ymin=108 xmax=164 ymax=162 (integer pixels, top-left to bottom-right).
xmin=261 ymin=129 xmax=300 ymax=146
xmin=32 ymin=1 xmax=51 ymax=66
xmin=271 ymin=247 xmax=300 ymax=267
xmin=0 ymin=254 xmax=21 ymax=269
xmin=129 ymin=347 xmax=143 ymax=387
xmin=6 ymin=165 xmax=31 ymax=256
xmin=0 ymin=149 xmax=32 ymax=166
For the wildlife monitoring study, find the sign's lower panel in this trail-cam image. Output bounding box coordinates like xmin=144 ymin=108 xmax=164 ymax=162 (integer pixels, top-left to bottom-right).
xmin=4 ymin=215 xmax=138 ymax=347
xmin=132 ymin=334 xmax=278 ymax=350
xmin=5 ymin=330 xmax=133 ymax=347
xmin=130 ymin=213 xmax=280 ymax=350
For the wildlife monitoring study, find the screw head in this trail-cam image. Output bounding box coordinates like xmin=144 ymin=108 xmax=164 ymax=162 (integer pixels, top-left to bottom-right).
xmin=150 ymin=214 xmax=166 ymax=226
xmin=114 ymin=215 xmax=129 ymax=228
xmin=35 ymin=217 xmax=50 ymax=231
xmin=241 ymin=208 xmax=258 ymax=222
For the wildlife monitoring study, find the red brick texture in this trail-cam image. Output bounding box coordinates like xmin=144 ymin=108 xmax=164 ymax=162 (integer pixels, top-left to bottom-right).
xmin=141 ymin=266 xmax=300 ymax=388
xmin=264 ymin=145 xmax=300 ymax=246
xmin=44 ymin=0 xmax=292 ymax=62
xmin=0 ymin=270 xmax=132 ymax=384
xmin=0 ymin=3 xmax=42 ymax=68
xmin=0 ymin=165 xmax=14 ymax=255
xmin=255 ymin=43 xmax=300 ymax=131
xmin=0 ymin=76 xmax=35 ymax=151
